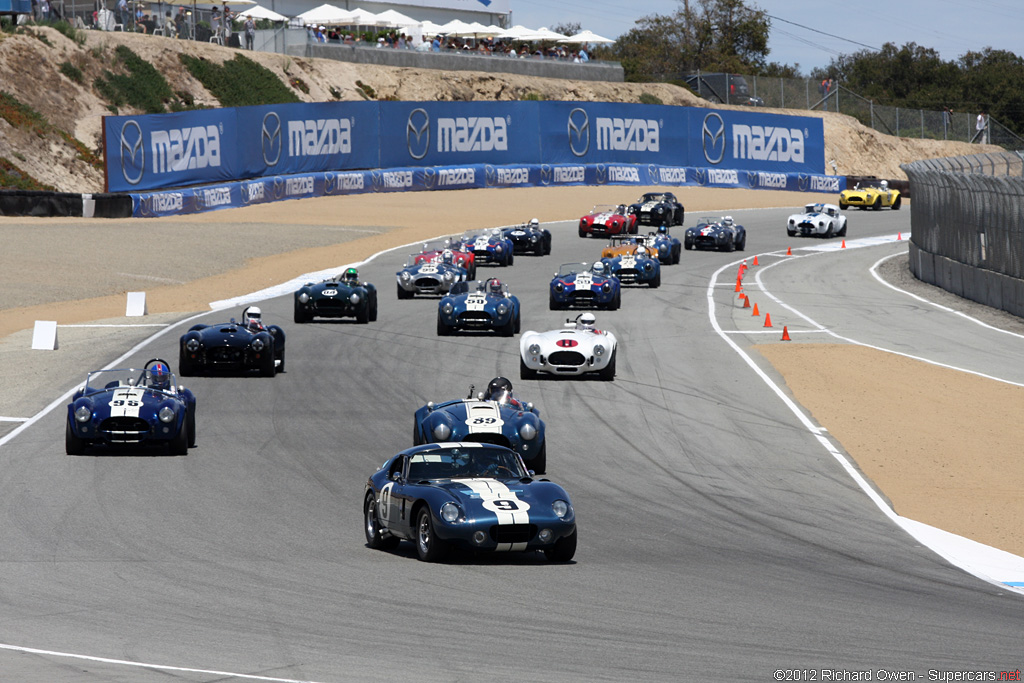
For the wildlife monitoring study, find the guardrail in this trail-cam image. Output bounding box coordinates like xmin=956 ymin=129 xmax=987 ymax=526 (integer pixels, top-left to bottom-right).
xmin=902 ymin=152 xmax=1024 ymax=316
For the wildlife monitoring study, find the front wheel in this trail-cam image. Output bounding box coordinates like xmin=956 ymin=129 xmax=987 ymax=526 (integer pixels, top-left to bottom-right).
xmin=839 ymin=201 xmax=848 ymax=210
xmin=544 ymin=529 xmax=577 ymax=563
xmin=369 ymin=294 xmax=378 ymax=321
xmin=648 ymin=271 xmax=661 ymax=288
xmin=684 ymin=239 xmax=694 ymax=250
xmin=892 ymin=196 xmax=902 ymax=210
xmin=356 ymin=302 xmax=369 ymax=324
xmin=65 ymin=422 xmax=86 ymax=455
xmin=673 ymin=245 xmax=681 ymax=264
xmin=872 ymin=196 xmax=882 ymax=211
xmin=293 ymin=307 xmax=310 ymax=324
xmin=520 ymin=356 xmax=538 ymax=380
xmin=499 ymin=315 xmax=515 ymax=337
xmin=599 ymin=350 xmax=616 ymax=381
xmin=397 ymin=282 xmax=413 ymax=300
xmin=168 ymin=423 xmax=188 ymax=456
xmin=437 ymin=315 xmax=450 ymax=337
xmin=365 ymin=493 xmax=399 ymax=551
xmin=416 ymin=508 xmax=448 ymax=562
xmin=186 ymin=409 xmax=196 ymax=448
xmin=837 ymin=222 xmax=847 ymax=237
xmin=528 ymin=441 xmax=546 ymax=475
xmin=736 ymin=234 xmax=746 ymax=251
xmin=259 ymin=342 xmax=276 ymax=377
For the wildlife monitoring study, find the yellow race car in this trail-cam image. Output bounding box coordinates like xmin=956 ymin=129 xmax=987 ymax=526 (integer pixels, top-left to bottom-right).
xmin=839 ymin=180 xmax=902 ymax=210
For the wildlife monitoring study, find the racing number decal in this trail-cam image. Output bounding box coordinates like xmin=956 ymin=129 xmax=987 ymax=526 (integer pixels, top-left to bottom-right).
xmin=471 ymin=417 xmax=498 ymax=424
xmin=378 ymin=482 xmax=394 ymax=523
xmin=481 ymin=496 xmax=530 ymax=514
xmin=322 ymin=289 xmax=337 ymax=296
xmin=556 ymin=339 xmax=579 ymax=348
xmin=108 ymin=399 xmax=140 ymax=407
xmin=493 ymin=499 xmax=518 ymax=510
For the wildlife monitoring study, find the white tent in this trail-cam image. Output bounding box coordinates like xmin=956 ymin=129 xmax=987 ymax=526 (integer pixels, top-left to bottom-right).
xmin=374 ymin=8 xmax=418 ymax=27
xmin=531 ymin=26 xmax=568 ymax=40
xmin=347 ymin=7 xmax=385 ymax=25
xmin=418 ymin=19 xmax=445 ymax=35
xmin=557 ymin=29 xmax=615 ymax=44
xmin=236 ymin=4 xmax=287 ymax=22
xmin=294 ymin=3 xmax=352 ymax=26
xmin=499 ymin=24 xmax=566 ymax=41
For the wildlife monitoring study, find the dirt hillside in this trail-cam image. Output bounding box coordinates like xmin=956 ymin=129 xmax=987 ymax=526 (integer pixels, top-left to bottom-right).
xmin=0 ymin=26 xmax=1000 ymax=193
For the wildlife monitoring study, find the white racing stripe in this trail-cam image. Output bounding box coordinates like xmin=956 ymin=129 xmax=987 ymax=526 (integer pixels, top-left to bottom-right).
xmin=462 ymin=479 xmax=531 ymax=552
xmin=107 ymin=387 xmax=146 ymax=418
xmin=463 ymin=401 xmax=504 ymax=433
xmin=465 ymin=293 xmax=487 ymax=312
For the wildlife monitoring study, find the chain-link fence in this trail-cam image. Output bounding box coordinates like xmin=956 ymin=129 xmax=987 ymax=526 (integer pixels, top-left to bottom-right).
xmin=686 ymin=71 xmax=1024 ymax=150
xmin=902 ymin=152 xmax=1024 ymax=316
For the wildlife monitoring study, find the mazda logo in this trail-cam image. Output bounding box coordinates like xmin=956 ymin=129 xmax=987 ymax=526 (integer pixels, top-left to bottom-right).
xmin=797 ymin=174 xmax=810 ymax=192
xmin=422 ymin=167 xmax=437 ymax=190
xmin=261 ymin=112 xmax=282 ymax=167
xmin=484 ymin=165 xmax=496 ymax=187
xmin=137 ymin=194 xmax=152 ymax=216
xmin=119 ymin=120 xmax=145 ymax=185
xmin=746 ymin=171 xmax=758 ymax=188
xmin=568 ymin=108 xmax=589 ymax=157
xmin=370 ymin=170 xmax=383 ymax=191
xmin=272 ymin=176 xmax=286 ymax=199
xmin=595 ymin=164 xmax=607 ymax=185
xmin=648 ymin=165 xmax=660 ymax=185
xmin=694 ymin=168 xmax=707 ymax=186
xmin=539 ymin=164 xmax=552 ymax=186
xmin=702 ymin=112 xmax=726 ymax=165
xmin=324 ymin=172 xmax=337 ymax=195
xmin=407 ymin=108 xmax=430 ymax=160
xmin=192 ymin=190 xmax=205 ymax=212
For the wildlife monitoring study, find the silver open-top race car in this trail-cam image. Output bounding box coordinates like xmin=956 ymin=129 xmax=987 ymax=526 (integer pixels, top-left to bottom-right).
xmin=519 ymin=312 xmax=618 ymax=381
xmin=787 ymin=203 xmax=848 ymax=238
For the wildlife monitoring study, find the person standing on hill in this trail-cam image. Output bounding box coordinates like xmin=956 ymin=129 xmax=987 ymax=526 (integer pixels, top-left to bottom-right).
xmin=244 ymin=15 xmax=255 ymax=50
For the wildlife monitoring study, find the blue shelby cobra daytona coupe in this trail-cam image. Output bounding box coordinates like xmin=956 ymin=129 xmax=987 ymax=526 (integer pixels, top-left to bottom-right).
xmin=363 ymin=443 xmax=577 ymax=562
xmin=65 ymin=358 xmax=196 ymax=455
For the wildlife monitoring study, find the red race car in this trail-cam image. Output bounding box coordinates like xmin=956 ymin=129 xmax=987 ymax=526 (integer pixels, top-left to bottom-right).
xmin=578 ymin=204 xmax=638 ymax=238
xmin=414 ymin=239 xmax=476 ymax=280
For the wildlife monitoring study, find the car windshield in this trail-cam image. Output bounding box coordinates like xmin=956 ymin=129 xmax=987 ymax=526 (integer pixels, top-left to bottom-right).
xmin=806 ymin=204 xmax=824 ymax=213
xmin=407 ymin=447 xmax=528 ymax=481
xmin=590 ymin=204 xmax=618 ymax=215
xmin=699 ymin=217 xmax=718 ymax=225
xmin=557 ymin=262 xmax=588 ymax=277
xmin=641 ymin=193 xmax=667 ymax=202
xmin=83 ymin=367 xmax=174 ymax=393
xmin=447 ymin=281 xmax=472 ymax=296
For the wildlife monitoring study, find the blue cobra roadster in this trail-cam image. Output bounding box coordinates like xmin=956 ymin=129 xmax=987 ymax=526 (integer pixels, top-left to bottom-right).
xmin=65 ymin=358 xmax=196 ymax=455
xmin=549 ymin=262 xmax=621 ymax=310
xmin=601 ymin=245 xmax=662 ymax=288
xmin=178 ymin=306 xmax=284 ymax=376
xmin=294 ymin=268 xmax=378 ymax=324
xmin=436 ymin=278 xmax=521 ymax=336
xmin=363 ymin=443 xmax=577 ymax=562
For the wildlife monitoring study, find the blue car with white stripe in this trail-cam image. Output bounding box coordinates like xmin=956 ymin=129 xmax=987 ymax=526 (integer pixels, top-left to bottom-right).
xmin=436 ymin=278 xmax=521 ymax=336
xmin=65 ymin=358 xmax=197 ymax=455
xmin=363 ymin=442 xmax=577 ymax=562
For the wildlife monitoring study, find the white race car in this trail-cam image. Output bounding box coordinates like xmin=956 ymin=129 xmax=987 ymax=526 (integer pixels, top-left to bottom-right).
xmin=519 ymin=313 xmax=617 ymax=381
xmin=786 ymin=203 xmax=847 ymax=238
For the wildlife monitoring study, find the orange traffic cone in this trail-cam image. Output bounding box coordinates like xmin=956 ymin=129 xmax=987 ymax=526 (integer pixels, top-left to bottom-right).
xmin=752 ymin=255 xmax=760 ymax=266
xmin=781 ymin=326 xmax=791 ymax=341
xmin=841 ymin=240 xmax=846 ymax=249
xmin=751 ymin=303 xmax=760 ymax=316
xmin=764 ymin=312 xmax=773 ymax=328
xmin=897 ymin=232 xmax=902 ymax=241
xmin=786 ymin=246 xmax=792 ymax=256
xmin=735 ymin=278 xmax=743 ymax=292
xmin=742 ymin=295 xmax=751 ymax=309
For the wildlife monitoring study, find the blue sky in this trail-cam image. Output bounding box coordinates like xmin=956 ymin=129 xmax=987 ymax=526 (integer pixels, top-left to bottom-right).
xmin=510 ymin=0 xmax=1024 ymax=74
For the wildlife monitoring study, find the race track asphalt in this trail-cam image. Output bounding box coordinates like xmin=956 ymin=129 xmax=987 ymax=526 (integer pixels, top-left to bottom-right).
xmin=0 ymin=206 xmax=1021 ymax=682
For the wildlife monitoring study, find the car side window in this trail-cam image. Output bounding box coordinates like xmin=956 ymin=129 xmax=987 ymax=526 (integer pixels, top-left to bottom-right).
xmin=388 ymin=457 xmax=405 ymax=481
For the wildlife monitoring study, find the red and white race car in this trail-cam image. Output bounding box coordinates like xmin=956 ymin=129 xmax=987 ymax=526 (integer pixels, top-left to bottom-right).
xmin=578 ymin=204 xmax=638 ymax=238
xmin=413 ymin=239 xmax=476 ymax=280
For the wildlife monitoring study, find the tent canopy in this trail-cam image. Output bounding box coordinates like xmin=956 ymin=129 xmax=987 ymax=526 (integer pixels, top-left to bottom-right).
xmin=236 ymin=4 xmax=287 ymax=21
xmin=558 ymin=29 xmax=615 ymax=44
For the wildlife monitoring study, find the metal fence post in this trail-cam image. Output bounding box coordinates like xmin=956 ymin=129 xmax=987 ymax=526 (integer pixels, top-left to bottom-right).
xmin=780 ymin=77 xmax=784 ymax=108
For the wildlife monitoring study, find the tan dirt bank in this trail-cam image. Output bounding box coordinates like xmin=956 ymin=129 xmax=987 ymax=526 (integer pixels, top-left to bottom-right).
xmin=3 ymin=186 xmax=1023 ymax=563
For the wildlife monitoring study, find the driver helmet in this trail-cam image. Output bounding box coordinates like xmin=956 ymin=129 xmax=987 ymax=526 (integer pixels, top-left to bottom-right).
xmin=342 ymin=267 xmax=359 ymax=283
xmin=577 ymin=312 xmax=596 ymax=330
xmin=149 ymin=362 xmax=171 ymax=390
xmin=635 ymin=245 xmax=647 ymax=255
xmin=722 ymin=216 xmax=734 ymax=227
xmin=484 ymin=377 xmax=514 ymax=405
xmin=616 ymin=205 xmax=626 ymax=215
xmin=441 ymin=249 xmax=454 ymax=265
xmin=489 ymin=279 xmax=504 ymax=296
xmin=657 ymin=224 xmax=668 ymax=234
xmin=491 ymin=228 xmax=502 ymax=236
xmin=529 ymin=218 xmax=539 ymax=228
xmin=242 ymin=306 xmax=264 ymax=331
xmin=592 ymin=261 xmax=606 ymax=276
xmin=880 ymin=180 xmax=889 ymax=190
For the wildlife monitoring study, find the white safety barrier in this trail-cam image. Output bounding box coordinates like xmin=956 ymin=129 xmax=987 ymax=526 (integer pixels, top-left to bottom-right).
xmin=31 ymin=321 xmax=58 ymax=350
xmin=125 ymin=291 xmax=147 ymax=317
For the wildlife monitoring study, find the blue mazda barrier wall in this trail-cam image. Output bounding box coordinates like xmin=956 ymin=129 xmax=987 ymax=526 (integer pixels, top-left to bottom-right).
xmin=105 ymin=102 xmax=826 ymax=192
xmin=129 ymin=163 xmax=844 ymax=217
xmin=104 ymin=102 xmax=380 ymax=193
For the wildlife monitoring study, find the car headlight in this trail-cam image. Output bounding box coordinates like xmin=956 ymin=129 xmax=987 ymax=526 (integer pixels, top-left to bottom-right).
xmin=818 ymin=221 xmax=825 ymax=228
xmin=432 ymin=423 xmax=451 ymax=441
xmin=350 ymin=293 xmax=360 ymax=304
xmin=401 ymin=271 xmax=411 ymax=281
xmin=602 ymin=282 xmax=611 ymax=292
xmin=552 ymin=499 xmax=570 ymax=519
xmin=442 ymin=302 xmax=453 ymax=315
xmin=252 ymin=338 xmax=265 ymax=352
xmin=74 ymin=405 xmax=91 ymax=423
xmin=444 ymin=272 xmax=453 ymax=281
xmin=789 ymin=219 xmax=795 ymax=226
xmin=440 ymin=502 xmax=461 ymax=523
xmin=298 ymin=292 xmax=310 ymax=303
xmin=554 ymin=282 xmax=563 ymax=292
xmin=593 ymin=344 xmax=605 ymax=356
xmin=644 ymin=262 xmax=653 ymax=270
xmin=495 ymin=245 xmax=503 ymax=253
xmin=185 ymin=338 xmax=199 ymax=352
xmin=497 ymin=303 xmax=508 ymax=316
xmin=520 ymin=423 xmax=537 ymax=441
xmin=528 ymin=343 xmax=541 ymax=355
xmin=530 ymin=235 xmax=538 ymax=242
xmin=158 ymin=406 xmax=176 ymax=423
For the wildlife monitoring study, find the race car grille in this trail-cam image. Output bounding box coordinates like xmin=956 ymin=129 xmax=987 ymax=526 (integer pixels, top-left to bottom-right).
xmin=693 ymin=236 xmax=718 ymax=247
xmin=568 ymin=291 xmax=595 ymax=305
xmin=414 ymin=277 xmax=440 ymax=288
xmin=616 ymin=268 xmax=639 ymax=283
xmin=458 ymin=311 xmax=492 ymax=323
xmin=315 ymin=298 xmax=351 ymax=311
xmin=462 ymin=433 xmax=511 ymax=448
xmin=548 ymin=351 xmax=586 ymax=366
xmin=208 ymin=347 xmax=244 ymax=364
xmin=99 ymin=417 xmax=151 ymax=442
xmin=490 ymin=524 xmax=536 ymax=544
